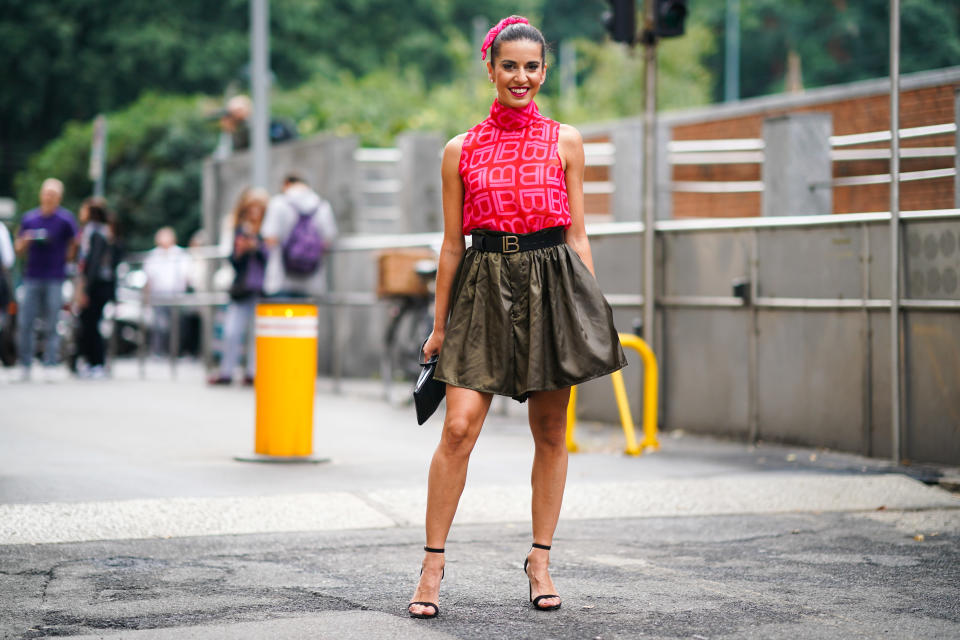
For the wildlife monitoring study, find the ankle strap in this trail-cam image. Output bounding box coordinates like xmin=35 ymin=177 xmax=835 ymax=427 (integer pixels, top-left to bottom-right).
xmin=531 ymin=542 xmax=551 ymax=551
xmin=424 ymin=546 xmax=445 ymax=554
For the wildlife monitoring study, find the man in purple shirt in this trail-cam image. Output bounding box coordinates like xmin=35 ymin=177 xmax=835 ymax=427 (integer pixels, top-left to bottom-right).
xmin=14 ymin=178 xmax=78 ymax=380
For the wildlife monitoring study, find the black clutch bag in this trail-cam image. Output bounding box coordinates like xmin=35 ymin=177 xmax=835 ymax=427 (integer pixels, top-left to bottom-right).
xmin=413 ymin=341 xmax=446 ymax=425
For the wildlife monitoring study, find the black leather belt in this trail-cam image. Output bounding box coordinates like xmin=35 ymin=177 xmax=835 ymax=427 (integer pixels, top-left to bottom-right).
xmin=470 ymin=227 xmax=565 ymax=254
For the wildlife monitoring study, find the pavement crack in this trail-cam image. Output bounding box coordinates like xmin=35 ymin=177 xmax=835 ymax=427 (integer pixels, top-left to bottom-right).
xmin=348 ymin=490 xmax=413 ymax=527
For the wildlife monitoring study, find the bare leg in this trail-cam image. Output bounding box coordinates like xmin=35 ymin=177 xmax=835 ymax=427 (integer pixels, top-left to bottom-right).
xmin=525 ymin=388 xmax=570 ymax=608
xmin=408 ymin=385 xmax=493 ymax=617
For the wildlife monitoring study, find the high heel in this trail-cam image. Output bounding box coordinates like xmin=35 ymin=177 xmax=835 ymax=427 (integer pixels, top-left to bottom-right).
xmin=523 ymin=542 xmax=561 ymax=611
xmin=408 ymin=546 xmax=444 ymax=619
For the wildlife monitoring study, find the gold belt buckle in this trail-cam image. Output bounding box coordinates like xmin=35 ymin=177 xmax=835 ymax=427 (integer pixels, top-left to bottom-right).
xmin=502 ymin=235 xmax=520 ymax=254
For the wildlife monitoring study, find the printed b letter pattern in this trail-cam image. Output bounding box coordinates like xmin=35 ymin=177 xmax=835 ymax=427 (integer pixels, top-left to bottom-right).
xmin=459 ymin=100 xmax=572 ymax=235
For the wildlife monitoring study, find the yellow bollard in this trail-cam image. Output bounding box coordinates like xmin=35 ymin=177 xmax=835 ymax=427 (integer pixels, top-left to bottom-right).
xmin=565 ymin=385 xmax=580 ymax=453
xmin=617 ymin=333 xmax=661 ymax=452
xmin=235 ymin=302 xmax=328 ymax=463
xmin=566 ymin=333 xmax=660 ymax=456
xmin=610 ymin=370 xmax=642 ymax=456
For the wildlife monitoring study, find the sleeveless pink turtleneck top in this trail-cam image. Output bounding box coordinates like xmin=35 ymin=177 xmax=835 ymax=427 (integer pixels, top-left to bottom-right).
xmin=458 ymin=100 xmax=572 ymax=235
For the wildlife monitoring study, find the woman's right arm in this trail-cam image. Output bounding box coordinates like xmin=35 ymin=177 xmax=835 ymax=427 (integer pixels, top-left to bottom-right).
xmin=423 ymin=134 xmax=467 ymax=359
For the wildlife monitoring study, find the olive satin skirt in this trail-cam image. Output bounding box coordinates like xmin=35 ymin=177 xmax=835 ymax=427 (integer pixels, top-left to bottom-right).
xmin=434 ymin=230 xmax=627 ymax=402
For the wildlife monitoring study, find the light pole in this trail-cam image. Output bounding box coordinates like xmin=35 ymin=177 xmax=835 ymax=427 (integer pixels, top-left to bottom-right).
xmin=251 ymin=0 xmax=270 ymax=189
xmin=888 ymin=0 xmax=902 ymax=463
xmin=641 ymin=0 xmax=657 ymax=346
xmin=724 ymin=0 xmax=740 ymax=103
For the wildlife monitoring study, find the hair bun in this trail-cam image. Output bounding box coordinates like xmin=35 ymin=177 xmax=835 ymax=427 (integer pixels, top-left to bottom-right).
xmin=480 ymin=15 xmax=530 ymax=61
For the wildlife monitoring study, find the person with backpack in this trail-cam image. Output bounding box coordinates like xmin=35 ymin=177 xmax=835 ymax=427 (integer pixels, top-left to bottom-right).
xmin=74 ymin=197 xmax=121 ymax=378
xmin=208 ymin=187 xmax=269 ymax=385
xmin=260 ymin=174 xmax=337 ymax=299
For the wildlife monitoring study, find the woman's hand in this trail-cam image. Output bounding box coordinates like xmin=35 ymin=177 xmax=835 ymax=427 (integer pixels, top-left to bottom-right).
xmin=422 ymin=329 xmax=444 ymax=361
xmin=234 ymin=235 xmax=257 ymax=255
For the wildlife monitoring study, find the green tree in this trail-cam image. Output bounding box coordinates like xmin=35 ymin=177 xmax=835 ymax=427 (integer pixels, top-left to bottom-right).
xmin=0 ymin=0 xmax=530 ymax=197
xmin=700 ymin=0 xmax=960 ymax=101
xmin=14 ymin=94 xmax=218 ymax=251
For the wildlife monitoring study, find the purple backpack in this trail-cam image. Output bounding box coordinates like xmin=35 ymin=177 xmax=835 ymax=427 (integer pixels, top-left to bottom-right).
xmin=282 ymin=200 xmax=325 ymax=277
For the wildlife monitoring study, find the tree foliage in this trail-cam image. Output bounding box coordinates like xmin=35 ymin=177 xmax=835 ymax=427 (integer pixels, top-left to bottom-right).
xmin=0 ymin=0 xmax=530 ymax=196
xmin=700 ymin=0 xmax=960 ymax=101
xmin=14 ymin=94 xmax=218 ymax=251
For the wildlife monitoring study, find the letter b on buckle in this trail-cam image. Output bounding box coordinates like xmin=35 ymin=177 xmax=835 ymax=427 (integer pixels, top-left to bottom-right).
xmin=502 ymin=235 xmax=520 ymax=254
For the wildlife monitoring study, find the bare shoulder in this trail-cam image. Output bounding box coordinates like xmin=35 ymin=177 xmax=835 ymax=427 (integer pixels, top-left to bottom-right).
xmin=558 ymin=124 xmax=584 ymax=171
xmin=445 ymin=134 xmax=466 ymax=154
xmin=558 ymin=123 xmax=583 ymax=147
xmin=442 ymin=134 xmax=466 ymax=170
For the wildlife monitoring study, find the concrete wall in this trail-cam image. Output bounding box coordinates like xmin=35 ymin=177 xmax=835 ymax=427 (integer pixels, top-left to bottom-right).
xmin=203 ymin=135 xmax=360 ymax=244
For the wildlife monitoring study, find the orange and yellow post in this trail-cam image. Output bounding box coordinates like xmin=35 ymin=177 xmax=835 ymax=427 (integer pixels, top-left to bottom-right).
xmin=237 ymin=302 xmax=326 ymax=462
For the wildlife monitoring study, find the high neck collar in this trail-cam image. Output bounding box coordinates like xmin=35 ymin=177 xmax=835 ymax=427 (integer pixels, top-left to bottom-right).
xmin=489 ymin=99 xmax=540 ymax=131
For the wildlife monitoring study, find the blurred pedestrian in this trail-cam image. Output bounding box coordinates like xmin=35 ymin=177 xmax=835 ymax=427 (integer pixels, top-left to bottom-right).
xmin=0 ymin=220 xmax=14 ymax=378
xmin=0 ymin=220 xmax=13 ymax=317
xmin=261 ymin=175 xmax=337 ymax=299
xmin=74 ymin=197 xmax=121 ymax=378
xmin=209 ymin=187 xmax=268 ymax=385
xmin=213 ymin=95 xmax=298 ymax=159
xmin=13 ymin=178 xmax=79 ymax=382
xmin=143 ymin=226 xmax=191 ymax=356
xmin=181 ymin=229 xmax=210 ymax=358
xmin=407 ymin=17 xmax=625 ymax=619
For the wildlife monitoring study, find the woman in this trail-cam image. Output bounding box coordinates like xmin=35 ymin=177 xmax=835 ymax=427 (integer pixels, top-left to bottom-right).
xmin=75 ymin=197 xmax=120 ymax=377
xmin=208 ymin=187 xmax=268 ymax=385
xmin=408 ymin=16 xmax=626 ymax=618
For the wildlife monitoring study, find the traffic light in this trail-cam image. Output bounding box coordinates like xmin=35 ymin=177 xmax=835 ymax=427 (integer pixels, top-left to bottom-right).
xmin=604 ymin=0 xmax=636 ymax=45
xmin=654 ymin=0 xmax=688 ymax=38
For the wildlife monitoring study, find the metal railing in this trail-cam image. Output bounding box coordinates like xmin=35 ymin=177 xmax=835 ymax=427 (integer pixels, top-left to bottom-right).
xmin=669 ymin=122 xmax=957 ymax=195
xmin=566 ymin=333 xmax=660 ymax=457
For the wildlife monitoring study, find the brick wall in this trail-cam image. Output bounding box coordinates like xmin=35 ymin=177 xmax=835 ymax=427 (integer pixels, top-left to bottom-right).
xmin=669 ymin=79 xmax=958 ymax=218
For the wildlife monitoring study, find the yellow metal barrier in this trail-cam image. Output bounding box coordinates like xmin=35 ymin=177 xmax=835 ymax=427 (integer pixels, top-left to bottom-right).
xmin=566 ymin=333 xmax=660 ymax=456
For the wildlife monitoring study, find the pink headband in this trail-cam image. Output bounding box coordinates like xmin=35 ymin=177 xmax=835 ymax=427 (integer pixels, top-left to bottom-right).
xmin=480 ymin=15 xmax=530 ymax=61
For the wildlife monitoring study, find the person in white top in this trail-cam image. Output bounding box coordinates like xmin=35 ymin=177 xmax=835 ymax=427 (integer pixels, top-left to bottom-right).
xmin=0 ymin=219 xmax=14 ymax=325
xmin=0 ymin=221 xmax=12 ymax=379
xmin=260 ymin=175 xmax=337 ymax=298
xmin=143 ymin=226 xmax=192 ymax=355
xmin=0 ymin=221 xmax=13 ymax=271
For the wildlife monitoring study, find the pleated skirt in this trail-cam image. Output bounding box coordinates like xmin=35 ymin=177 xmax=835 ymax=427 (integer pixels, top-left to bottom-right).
xmin=434 ymin=228 xmax=627 ymax=402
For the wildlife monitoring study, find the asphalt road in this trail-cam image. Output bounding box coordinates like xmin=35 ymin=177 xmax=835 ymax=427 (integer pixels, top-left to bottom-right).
xmin=1 ymin=361 xmax=958 ymax=639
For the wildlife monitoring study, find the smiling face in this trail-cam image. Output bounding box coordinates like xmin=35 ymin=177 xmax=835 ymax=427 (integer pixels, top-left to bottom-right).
xmin=487 ymin=39 xmax=546 ymax=109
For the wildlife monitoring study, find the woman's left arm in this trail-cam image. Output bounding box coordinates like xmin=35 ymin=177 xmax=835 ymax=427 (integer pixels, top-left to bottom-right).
xmin=559 ymin=124 xmax=596 ymax=277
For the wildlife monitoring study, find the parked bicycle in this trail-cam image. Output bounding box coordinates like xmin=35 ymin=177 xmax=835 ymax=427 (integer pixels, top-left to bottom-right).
xmin=380 ymin=250 xmax=437 ymax=383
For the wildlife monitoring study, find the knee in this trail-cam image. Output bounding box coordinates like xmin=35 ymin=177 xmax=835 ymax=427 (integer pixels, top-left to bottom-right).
xmin=531 ymin=414 xmax=567 ymax=451
xmin=439 ymin=415 xmax=479 ymax=457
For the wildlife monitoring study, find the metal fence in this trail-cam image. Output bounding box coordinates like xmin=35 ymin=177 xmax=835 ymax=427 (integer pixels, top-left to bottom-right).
xmin=307 ymin=209 xmax=960 ymax=465
xmin=650 ymin=209 xmax=958 ymax=465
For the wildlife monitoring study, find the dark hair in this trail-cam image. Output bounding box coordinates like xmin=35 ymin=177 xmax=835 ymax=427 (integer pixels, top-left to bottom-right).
xmin=284 ymin=173 xmax=305 ymax=186
xmin=489 ymin=22 xmax=547 ymax=64
xmin=82 ymin=196 xmax=109 ymax=224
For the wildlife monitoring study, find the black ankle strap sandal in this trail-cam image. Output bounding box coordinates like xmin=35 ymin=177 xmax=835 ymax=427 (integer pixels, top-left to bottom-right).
xmin=409 ymin=546 xmax=445 ymax=619
xmin=524 ymin=543 xmax=561 ymax=611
